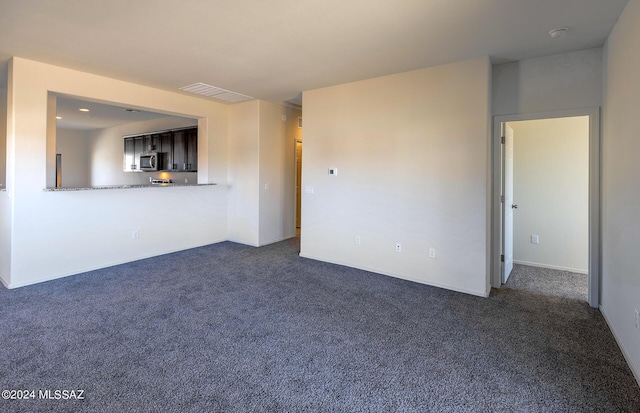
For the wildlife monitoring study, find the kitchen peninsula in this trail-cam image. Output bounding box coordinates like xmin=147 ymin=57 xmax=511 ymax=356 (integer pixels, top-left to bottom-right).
xmin=44 ymin=182 xmax=216 ymax=191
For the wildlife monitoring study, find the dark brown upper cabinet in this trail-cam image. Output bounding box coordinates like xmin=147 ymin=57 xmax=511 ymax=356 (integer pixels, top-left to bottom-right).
xmin=123 ymin=127 xmax=197 ymax=172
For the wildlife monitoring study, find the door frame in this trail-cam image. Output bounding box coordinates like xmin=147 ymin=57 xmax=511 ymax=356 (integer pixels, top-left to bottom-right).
xmin=491 ymin=108 xmax=601 ymax=308
xmin=501 ymin=123 xmax=515 ymax=284
xmin=294 ymin=139 xmax=303 ymax=232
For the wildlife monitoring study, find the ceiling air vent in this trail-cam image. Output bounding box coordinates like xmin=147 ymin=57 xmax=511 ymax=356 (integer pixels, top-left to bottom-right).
xmin=179 ymin=82 xmax=253 ymax=103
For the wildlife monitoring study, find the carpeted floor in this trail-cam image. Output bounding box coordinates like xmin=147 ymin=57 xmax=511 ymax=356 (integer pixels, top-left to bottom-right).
xmin=1 ymin=238 xmax=638 ymax=412
xmin=505 ymin=264 xmax=588 ymax=302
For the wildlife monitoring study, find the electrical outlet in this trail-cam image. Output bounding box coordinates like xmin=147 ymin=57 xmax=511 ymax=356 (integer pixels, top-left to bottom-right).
xmin=429 ymin=248 xmax=436 ymax=259
xmin=355 ymin=236 xmax=361 ymax=245
xmin=531 ymin=235 xmax=539 ymax=244
xmin=132 ymin=230 xmax=139 ymax=240
xmin=635 ymin=309 xmax=639 ymax=330
xmin=395 ymin=243 xmax=402 ymax=253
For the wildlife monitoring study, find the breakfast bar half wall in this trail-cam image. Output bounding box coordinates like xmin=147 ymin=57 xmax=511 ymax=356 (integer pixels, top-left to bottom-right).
xmin=3 ymin=57 xmax=229 ymax=288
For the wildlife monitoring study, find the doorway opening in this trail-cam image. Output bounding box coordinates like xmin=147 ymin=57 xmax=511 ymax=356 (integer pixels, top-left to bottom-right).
xmin=502 ymin=116 xmax=589 ymax=301
xmin=492 ymin=108 xmax=600 ymax=307
xmin=48 ymin=93 xmax=199 ymax=189
xmin=55 ymin=154 xmax=62 ymax=188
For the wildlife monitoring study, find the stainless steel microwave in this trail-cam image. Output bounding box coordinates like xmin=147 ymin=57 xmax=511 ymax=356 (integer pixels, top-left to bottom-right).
xmin=140 ymin=152 xmax=162 ymax=171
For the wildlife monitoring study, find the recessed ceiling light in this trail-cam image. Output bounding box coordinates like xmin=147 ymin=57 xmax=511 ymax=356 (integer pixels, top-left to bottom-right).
xmin=56 ymin=116 xmax=62 ymax=120
xmin=79 ymin=108 xmax=90 ymax=112
xmin=549 ymin=27 xmax=569 ymax=38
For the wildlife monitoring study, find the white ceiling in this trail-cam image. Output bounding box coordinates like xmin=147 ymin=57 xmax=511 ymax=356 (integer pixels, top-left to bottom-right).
xmin=0 ymin=0 xmax=630 ymax=108
xmin=54 ymin=95 xmax=180 ymax=131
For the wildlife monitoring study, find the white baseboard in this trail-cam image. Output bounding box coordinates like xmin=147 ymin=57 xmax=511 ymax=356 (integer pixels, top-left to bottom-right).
xmin=257 ymin=234 xmax=296 ymax=247
xmin=4 ymin=238 xmax=228 ymax=289
xmin=227 ymin=237 xmax=259 ymax=247
xmin=227 ymin=234 xmax=296 ymax=248
xmin=514 ymin=260 xmax=587 ymax=274
xmin=599 ymin=306 xmax=640 ymax=388
xmin=0 ymin=273 xmax=9 ymax=289
xmin=298 ymin=252 xmax=489 ymax=298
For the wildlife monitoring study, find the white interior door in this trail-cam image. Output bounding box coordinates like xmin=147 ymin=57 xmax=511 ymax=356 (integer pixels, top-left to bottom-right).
xmin=502 ymin=124 xmax=515 ymax=283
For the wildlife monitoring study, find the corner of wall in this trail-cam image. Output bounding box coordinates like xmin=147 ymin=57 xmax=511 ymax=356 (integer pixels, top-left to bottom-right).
xmin=0 ymin=190 xmax=11 ymax=288
xmin=486 ymin=56 xmax=494 ymax=297
xmin=257 ymin=100 xmax=297 ymax=246
xmin=600 ymin=0 xmax=640 ymax=387
xmin=0 ymin=273 xmax=9 ymax=289
xmin=492 ymin=48 xmax=603 ymax=116
xmin=0 ymin=85 xmax=7 ymax=188
xmin=227 ymin=100 xmax=260 ymax=246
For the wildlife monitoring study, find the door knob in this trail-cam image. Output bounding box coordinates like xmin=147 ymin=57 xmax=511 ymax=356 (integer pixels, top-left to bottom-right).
xmin=512 ymin=204 xmax=518 ymax=209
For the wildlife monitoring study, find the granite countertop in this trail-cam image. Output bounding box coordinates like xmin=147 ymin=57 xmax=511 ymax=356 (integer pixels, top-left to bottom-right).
xmin=43 ymin=183 xmax=217 ymax=192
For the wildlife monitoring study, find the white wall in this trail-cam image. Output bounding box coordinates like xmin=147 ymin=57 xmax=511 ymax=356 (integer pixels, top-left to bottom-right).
xmin=258 ymin=102 xmax=300 ymax=246
xmin=56 ymin=128 xmax=91 ymax=188
xmin=510 ymin=117 xmax=589 ymax=273
xmin=227 ymin=100 xmax=300 ymax=246
xmin=0 ymin=84 xmax=9 ymax=286
xmin=0 ymin=191 xmax=9 ymax=285
xmin=301 ymin=57 xmax=491 ymax=297
xmin=491 ymin=48 xmax=602 ymax=293
xmin=88 ymin=116 xmax=197 ymax=186
xmin=493 ymin=48 xmax=602 ymax=116
xmin=228 ymin=100 xmax=260 ymax=246
xmin=4 ymin=57 xmax=229 ymax=288
xmin=602 ymin=0 xmax=640 ymax=386
xmin=0 ymin=86 xmax=6 ymax=187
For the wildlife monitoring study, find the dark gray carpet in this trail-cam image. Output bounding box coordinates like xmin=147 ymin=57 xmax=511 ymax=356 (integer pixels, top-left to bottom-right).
xmin=505 ymin=264 xmax=588 ymax=302
xmin=1 ymin=238 xmax=638 ymax=412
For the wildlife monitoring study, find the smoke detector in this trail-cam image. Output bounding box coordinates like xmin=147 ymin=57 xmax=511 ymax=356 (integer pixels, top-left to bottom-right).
xmin=549 ymin=27 xmax=569 ymax=38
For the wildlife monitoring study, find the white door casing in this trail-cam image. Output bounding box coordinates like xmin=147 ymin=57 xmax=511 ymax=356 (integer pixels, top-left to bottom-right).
xmin=491 ymin=108 xmax=600 ymax=308
xmin=503 ymin=124 xmax=514 ymax=283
